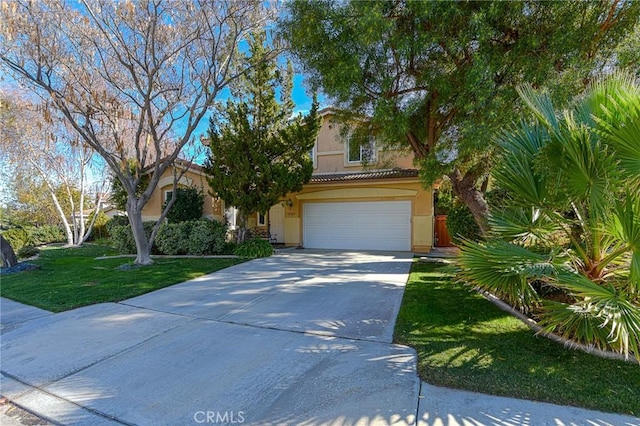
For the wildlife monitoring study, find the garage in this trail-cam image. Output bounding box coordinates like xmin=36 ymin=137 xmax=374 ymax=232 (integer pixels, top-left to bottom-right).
xmin=303 ymin=201 xmax=411 ymax=251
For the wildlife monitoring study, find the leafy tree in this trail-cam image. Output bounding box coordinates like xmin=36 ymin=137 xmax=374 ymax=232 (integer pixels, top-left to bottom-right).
xmin=457 ymin=73 xmax=640 ymax=360
xmin=163 ymin=187 xmax=205 ymax=224
xmin=205 ymin=32 xmax=320 ymax=242
xmin=280 ymin=1 xmax=639 ymax=234
xmin=0 ymin=89 xmax=107 ymax=244
xmin=1 ymin=1 xmax=269 ymax=265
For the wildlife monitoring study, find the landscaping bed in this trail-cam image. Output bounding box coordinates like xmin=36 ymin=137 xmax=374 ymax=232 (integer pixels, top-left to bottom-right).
xmin=394 ymin=260 xmax=640 ymax=416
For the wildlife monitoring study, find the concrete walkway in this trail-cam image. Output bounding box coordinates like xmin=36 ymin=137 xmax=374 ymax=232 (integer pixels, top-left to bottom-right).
xmin=1 ymin=251 xmax=638 ymax=425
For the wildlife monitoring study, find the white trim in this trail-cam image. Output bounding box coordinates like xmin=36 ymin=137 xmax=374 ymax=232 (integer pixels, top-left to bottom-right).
xmin=345 ymin=136 xmax=377 ymax=165
xmin=316 ymin=150 xmax=344 ymax=156
xmin=310 ymin=138 xmax=318 ymax=169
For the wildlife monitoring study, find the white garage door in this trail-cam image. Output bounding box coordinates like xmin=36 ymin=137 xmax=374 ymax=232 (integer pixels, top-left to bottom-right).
xmin=303 ymin=201 xmax=411 ymax=251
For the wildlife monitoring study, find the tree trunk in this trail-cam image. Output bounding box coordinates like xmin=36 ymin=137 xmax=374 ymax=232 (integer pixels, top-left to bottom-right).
xmin=236 ymin=213 xmax=249 ymax=244
xmin=449 ymin=169 xmax=490 ymax=236
xmin=50 ymin=190 xmax=74 ymax=246
xmin=127 ymin=203 xmax=153 ymax=265
xmin=1 ymin=234 xmax=18 ymax=268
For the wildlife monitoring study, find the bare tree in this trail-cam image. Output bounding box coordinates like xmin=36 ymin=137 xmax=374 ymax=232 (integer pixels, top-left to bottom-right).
xmin=0 ymin=0 xmax=271 ymax=264
xmin=0 ymin=88 xmax=107 ymax=246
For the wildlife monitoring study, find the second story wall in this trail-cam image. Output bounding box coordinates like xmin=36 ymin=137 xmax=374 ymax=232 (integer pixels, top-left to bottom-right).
xmin=312 ymin=109 xmax=415 ymax=174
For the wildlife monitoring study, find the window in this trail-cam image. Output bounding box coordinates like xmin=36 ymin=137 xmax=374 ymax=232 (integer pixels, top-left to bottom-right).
xmin=347 ymin=136 xmax=376 ymax=163
xmin=164 ymin=190 xmax=173 ymax=202
xmin=258 ymin=212 xmax=266 ymax=226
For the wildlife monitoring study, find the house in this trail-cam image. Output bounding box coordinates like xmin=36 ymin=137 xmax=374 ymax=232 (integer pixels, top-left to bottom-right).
xmin=140 ymin=108 xmax=434 ymax=252
xmin=247 ymin=107 xmax=434 ymax=252
xmin=140 ymin=160 xmax=227 ymax=223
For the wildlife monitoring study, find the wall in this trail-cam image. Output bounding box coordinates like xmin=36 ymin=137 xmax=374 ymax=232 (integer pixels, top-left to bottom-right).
xmin=141 ymin=167 xmax=223 ymax=222
xmin=313 ymin=111 xmax=416 ymax=174
xmin=281 ymin=179 xmax=434 ymax=252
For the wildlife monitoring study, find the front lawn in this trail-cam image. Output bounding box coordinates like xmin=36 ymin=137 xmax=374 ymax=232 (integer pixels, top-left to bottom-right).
xmin=394 ymin=261 xmax=640 ymax=416
xmin=0 ymin=244 xmax=245 ymax=312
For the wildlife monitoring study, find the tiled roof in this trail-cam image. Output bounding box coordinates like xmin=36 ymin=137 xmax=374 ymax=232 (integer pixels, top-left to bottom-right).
xmin=309 ymin=168 xmax=419 ymax=183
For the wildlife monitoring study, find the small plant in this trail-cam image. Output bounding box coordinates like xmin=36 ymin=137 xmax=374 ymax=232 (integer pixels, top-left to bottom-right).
xmin=234 ymin=238 xmax=273 ymax=258
xmin=17 ymin=245 xmax=39 ymax=259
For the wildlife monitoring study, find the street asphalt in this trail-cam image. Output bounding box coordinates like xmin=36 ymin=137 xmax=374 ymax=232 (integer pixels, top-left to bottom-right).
xmin=1 ymin=250 xmax=638 ymax=425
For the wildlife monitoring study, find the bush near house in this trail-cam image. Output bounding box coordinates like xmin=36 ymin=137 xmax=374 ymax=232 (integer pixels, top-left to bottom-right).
xmin=163 ymin=187 xmax=205 ymax=224
xmin=155 ymin=219 xmax=227 ymax=255
xmin=108 ymin=218 xmax=228 ymax=256
xmin=234 ymin=238 xmax=273 ymax=258
xmin=109 ymin=221 xmax=157 ymax=254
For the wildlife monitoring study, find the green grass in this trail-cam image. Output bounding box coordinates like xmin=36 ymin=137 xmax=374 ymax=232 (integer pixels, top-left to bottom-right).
xmin=394 ymin=261 xmax=640 ymax=416
xmin=0 ymin=244 xmax=245 ymax=312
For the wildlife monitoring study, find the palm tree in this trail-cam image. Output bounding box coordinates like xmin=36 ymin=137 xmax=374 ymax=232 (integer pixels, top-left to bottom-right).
xmin=457 ymin=73 xmax=640 ymax=360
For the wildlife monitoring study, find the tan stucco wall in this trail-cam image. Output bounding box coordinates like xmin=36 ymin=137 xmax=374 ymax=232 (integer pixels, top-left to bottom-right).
xmin=314 ymin=112 xmax=416 ymax=174
xmin=141 ymin=167 xmax=223 ymax=222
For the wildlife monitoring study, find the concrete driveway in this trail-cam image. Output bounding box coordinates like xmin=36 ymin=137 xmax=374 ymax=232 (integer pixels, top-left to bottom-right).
xmin=2 ymin=251 xmax=638 ymax=426
xmin=1 ymin=251 xmax=420 ymax=425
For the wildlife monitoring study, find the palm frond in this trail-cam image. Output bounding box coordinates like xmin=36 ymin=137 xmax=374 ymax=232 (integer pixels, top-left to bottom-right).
xmin=539 ymin=300 xmax=612 ymax=351
xmin=457 ymin=240 xmax=548 ymax=310
xmin=552 ymin=269 xmax=640 ymax=359
xmin=516 ymin=84 xmax=559 ymax=134
xmin=489 ymin=206 xmax=559 ymax=247
xmin=590 ymin=72 xmax=640 ymax=182
xmin=493 ymin=123 xmax=549 ymax=207
xmin=609 ymin=194 xmax=640 ymax=290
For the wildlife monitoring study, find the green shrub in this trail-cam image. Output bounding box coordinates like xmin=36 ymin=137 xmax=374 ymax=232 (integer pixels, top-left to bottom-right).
xmin=27 ymin=225 xmax=65 ymax=245
xmin=221 ymin=241 xmax=238 ymax=255
xmin=106 ymin=215 xmax=130 ymax=233
xmin=17 ymin=245 xmax=40 ymax=259
xmin=155 ymin=219 xmax=227 ymax=255
xmin=234 ymin=238 xmax=273 ymax=258
xmin=187 ymin=219 xmax=227 ymax=255
xmin=109 ymin=225 xmax=136 ymax=254
xmin=446 ymin=203 xmax=482 ymax=243
xmin=155 ymin=222 xmax=191 ymax=255
xmin=107 ymin=219 xmax=158 ymax=254
xmin=2 ymin=228 xmax=30 ymax=252
xmin=87 ymin=210 xmax=110 ymax=241
xmin=164 ymin=187 xmax=205 ymax=223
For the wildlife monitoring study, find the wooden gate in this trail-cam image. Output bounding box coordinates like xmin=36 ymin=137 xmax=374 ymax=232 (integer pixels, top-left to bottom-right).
xmin=434 ymin=215 xmax=454 ymax=247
